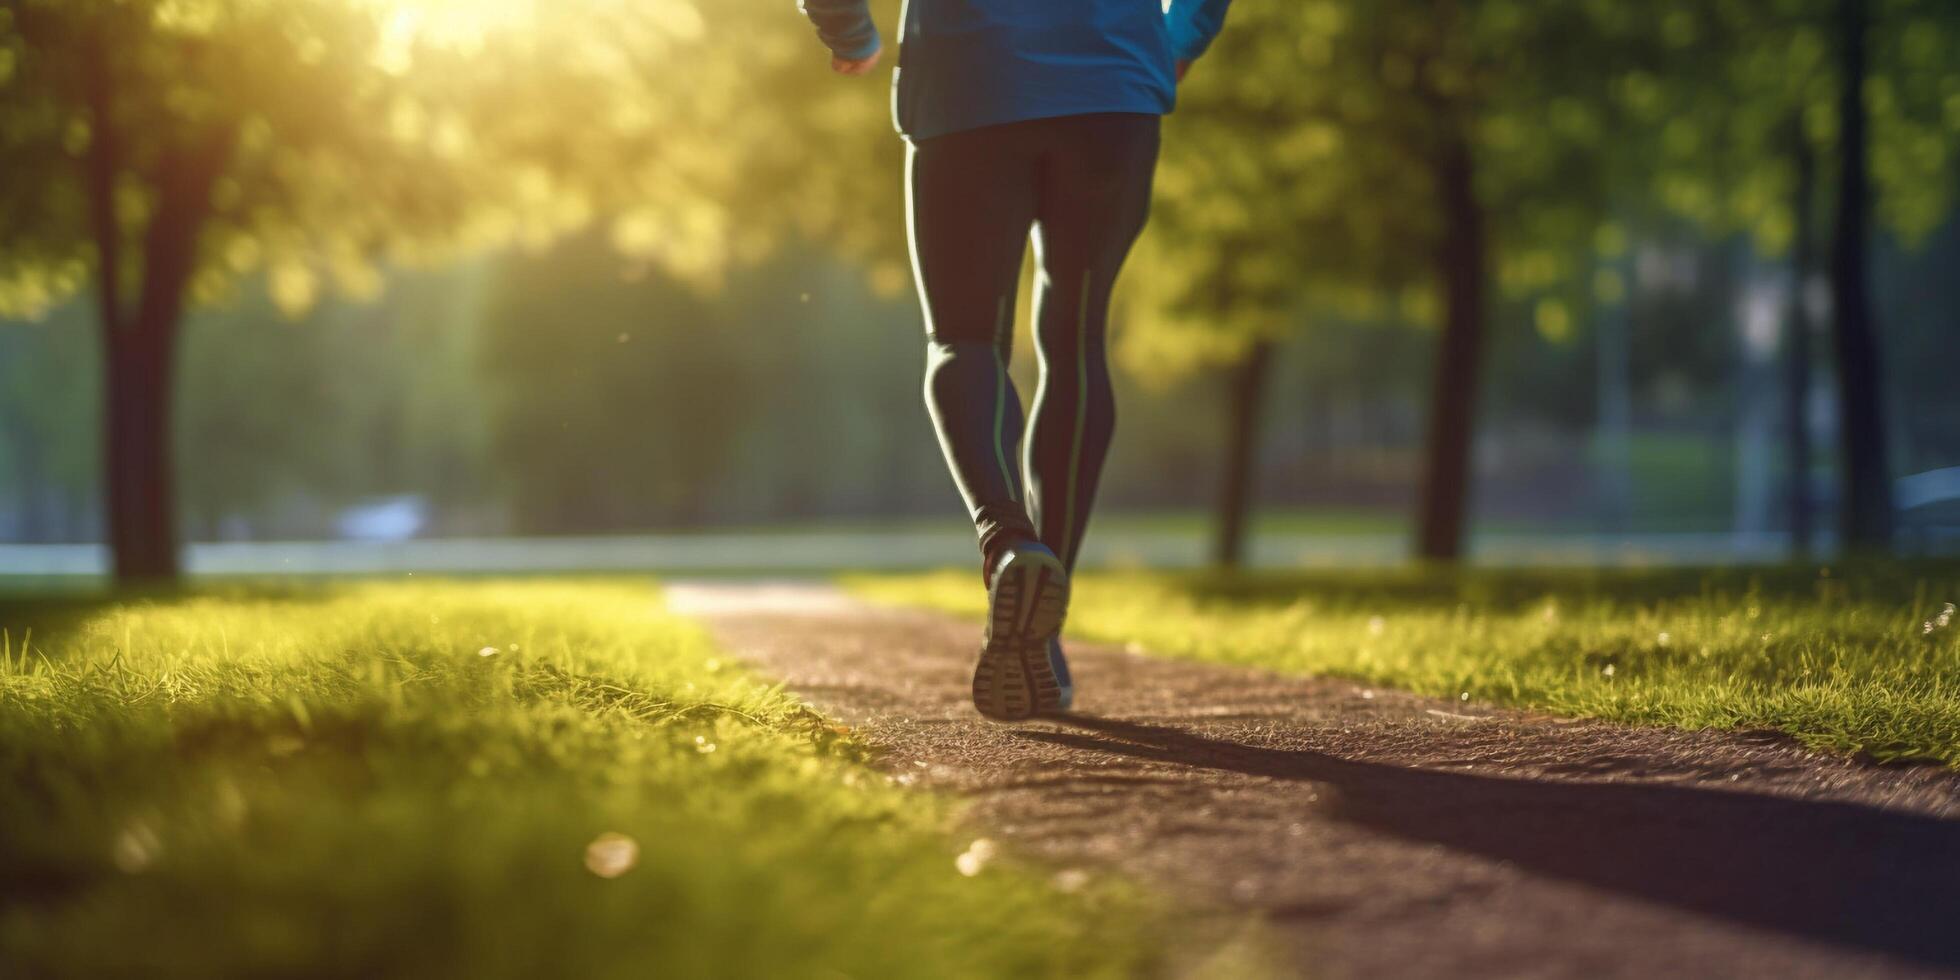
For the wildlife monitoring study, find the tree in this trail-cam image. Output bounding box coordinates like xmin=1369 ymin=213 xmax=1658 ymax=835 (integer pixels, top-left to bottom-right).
xmin=1829 ymin=0 xmax=1890 ymax=550
xmin=3 ymin=1 xmax=467 ymax=578
xmin=1123 ymin=1 xmax=1425 ymax=567
xmin=1641 ymin=0 xmax=1959 ymax=554
xmin=1785 ymin=118 xmax=1820 ymax=555
xmin=1132 ymin=0 xmax=1658 ymax=564
xmin=0 ymin=0 xmax=803 ymax=581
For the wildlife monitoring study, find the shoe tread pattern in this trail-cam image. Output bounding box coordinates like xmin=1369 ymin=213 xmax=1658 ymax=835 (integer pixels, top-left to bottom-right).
xmin=974 ymin=550 xmax=1069 ymax=721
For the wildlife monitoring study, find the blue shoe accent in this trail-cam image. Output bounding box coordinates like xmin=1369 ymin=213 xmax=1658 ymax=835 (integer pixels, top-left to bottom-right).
xmin=1047 ymin=635 xmax=1074 ymax=713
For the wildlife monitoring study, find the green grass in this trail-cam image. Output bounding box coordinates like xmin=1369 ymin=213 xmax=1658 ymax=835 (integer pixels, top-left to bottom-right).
xmin=847 ymin=561 xmax=1960 ymax=766
xmin=0 ymin=579 xmax=1161 ymax=979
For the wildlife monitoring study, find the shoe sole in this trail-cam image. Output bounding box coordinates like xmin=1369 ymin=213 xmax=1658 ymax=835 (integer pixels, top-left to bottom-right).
xmin=973 ymin=550 xmax=1069 ymax=722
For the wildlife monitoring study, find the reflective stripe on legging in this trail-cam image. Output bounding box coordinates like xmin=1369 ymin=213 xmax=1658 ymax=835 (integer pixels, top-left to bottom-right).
xmin=990 ymin=295 xmax=1017 ymax=503
xmin=1057 ymin=269 xmax=1091 ymax=568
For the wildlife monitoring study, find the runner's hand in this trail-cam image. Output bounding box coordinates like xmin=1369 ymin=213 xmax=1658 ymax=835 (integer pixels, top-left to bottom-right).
xmin=1176 ymin=59 xmax=1192 ymax=82
xmin=832 ymin=47 xmax=882 ymax=75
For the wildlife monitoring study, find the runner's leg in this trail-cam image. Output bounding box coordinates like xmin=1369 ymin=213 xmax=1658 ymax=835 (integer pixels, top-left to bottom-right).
xmin=1025 ymin=113 xmax=1160 ymax=572
xmin=907 ymin=124 xmax=1042 ymax=563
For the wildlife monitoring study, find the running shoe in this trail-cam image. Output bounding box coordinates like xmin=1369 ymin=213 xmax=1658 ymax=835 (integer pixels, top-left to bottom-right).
xmin=971 ymin=540 xmax=1069 ymax=720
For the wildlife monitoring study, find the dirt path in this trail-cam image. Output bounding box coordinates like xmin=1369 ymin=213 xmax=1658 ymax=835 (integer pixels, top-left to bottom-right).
xmin=667 ymin=582 xmax=1960 ymax=980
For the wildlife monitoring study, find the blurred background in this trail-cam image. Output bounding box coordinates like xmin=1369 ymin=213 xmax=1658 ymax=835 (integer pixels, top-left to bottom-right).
xmin=0 ymin=0 xmax=1955 ymax=581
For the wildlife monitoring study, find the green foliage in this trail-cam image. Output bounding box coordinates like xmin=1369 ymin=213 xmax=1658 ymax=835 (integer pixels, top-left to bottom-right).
xmin=1126 ymin=0 xmax=1959 ymax=379
xmin=0 ymin=579 xmax=1162 ymax=977
xmin=0 ymin=306 xmax=99 ymax=538
xmin=852 ymin=561 xmax=1960 ymax=766
xmin=0 ymin=0 xmax=874 ymax=321
xmin=478 ymin=234 xmax=763 ymax=531
xmin=1628 ymin=0 xmax=1957 ymax=253
xmin=1127 ymin=0 xmax=1656 ymax=378
xmin=472 ymin=237 xmax=965 ymax=532
xmin=4 ymin=0 xmax=440 ymax=318
xmin=1863 ymin=0 xmax=1957 ymax=245
xmin=174 ymin=289 xmax=354 ymax=533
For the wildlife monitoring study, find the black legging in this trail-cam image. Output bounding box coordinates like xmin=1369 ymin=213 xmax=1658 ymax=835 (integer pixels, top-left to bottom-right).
xmin=907 ymin=112 xmax=1159 ymax=572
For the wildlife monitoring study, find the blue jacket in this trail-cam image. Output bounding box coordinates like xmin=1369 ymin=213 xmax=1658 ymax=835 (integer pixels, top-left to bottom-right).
xmin=798 ymin=0 xmax=1233 ymax=141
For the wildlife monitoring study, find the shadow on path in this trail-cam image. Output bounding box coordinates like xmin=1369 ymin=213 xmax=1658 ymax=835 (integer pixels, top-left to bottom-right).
xmin=1028 ymin=715 xmax=1960 ymax=972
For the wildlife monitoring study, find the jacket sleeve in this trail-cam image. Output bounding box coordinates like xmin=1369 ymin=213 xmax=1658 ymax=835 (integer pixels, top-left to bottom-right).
xmin=1165 ymin=0 xmax=1233 ymax=62
xmin=797 ymin=0 xmax=882 ymax=60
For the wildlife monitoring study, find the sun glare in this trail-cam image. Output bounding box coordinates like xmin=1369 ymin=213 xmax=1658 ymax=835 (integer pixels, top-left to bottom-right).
xmin=366 ymin=0 xmax=701 ymax=74
xmin=370 ymin=0 xmax=539 ymax=69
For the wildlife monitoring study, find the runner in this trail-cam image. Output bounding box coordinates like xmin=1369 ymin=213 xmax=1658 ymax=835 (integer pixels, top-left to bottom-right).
xmin=799 ymin=0 xmax=1233 ymax=720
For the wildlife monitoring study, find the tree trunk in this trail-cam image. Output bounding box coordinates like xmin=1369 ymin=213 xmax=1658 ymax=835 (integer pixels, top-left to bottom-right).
xmin=1415 ymin=134 xmax=1488 ymax=561
xmin=1828 ymin=0 xmax=1893 ymax=553
xmin=89 ymin=123 xmax=231 ymax=584
xmin=105 ymin=320 xmax=180 ymax=581
xmin=1212 ymin=338 xmax=1275 ymax=568
xmin=1786 ymin=120 xmax=1817 ymax=557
